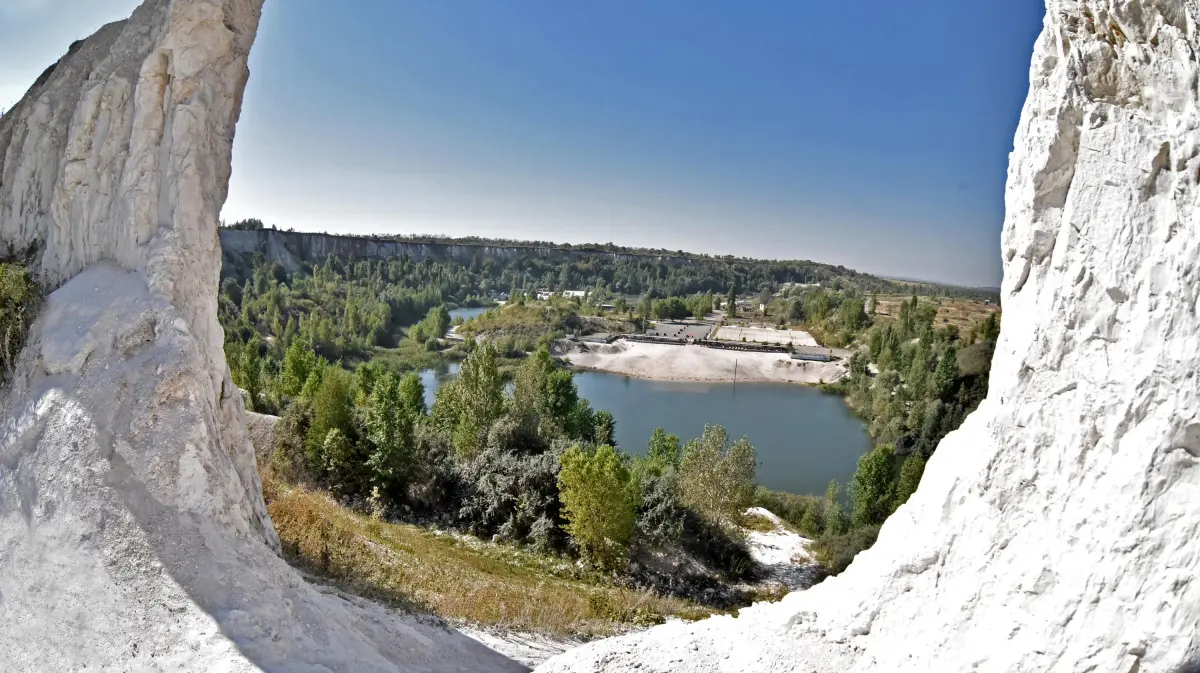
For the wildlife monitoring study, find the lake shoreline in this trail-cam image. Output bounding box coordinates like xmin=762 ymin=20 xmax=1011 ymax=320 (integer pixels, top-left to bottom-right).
xmin=555 ymin=339 xmax=848 ymax=386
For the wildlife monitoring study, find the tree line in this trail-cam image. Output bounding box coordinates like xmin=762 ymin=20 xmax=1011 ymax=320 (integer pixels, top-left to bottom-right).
xmin=255 ymin=338 xmax=760 ymax=581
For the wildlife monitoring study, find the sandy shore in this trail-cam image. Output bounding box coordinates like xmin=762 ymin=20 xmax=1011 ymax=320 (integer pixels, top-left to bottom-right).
xmin=558 ymin=339 xmax=846 ymax=385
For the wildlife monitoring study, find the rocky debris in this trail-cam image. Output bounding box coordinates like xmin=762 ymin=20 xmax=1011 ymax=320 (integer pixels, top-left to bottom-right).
xmin=246 ymin=410 xmax=279 ymax=462
xmin=537 ymin=2 xmax=1200 ymax=671
xmin=0 ymin=1 xmax=521 ymax=670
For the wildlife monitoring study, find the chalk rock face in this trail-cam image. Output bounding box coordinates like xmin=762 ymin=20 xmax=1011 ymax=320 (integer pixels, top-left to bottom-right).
xmin=0 ymin=2 xmax=521 ymax=671
xmin=538 ymin=2 xmax=1200 ymax=672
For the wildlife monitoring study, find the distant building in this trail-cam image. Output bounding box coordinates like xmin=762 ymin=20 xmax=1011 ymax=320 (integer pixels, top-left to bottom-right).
xmin=562 ymin=290 xmax=586 ymax=299
xmin=791 ymin=346 xmax=833 ymax=362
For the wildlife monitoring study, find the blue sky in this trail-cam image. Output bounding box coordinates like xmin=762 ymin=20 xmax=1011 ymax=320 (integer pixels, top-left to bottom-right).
xmin=3 ymin=1 xmax=1045 ymax=287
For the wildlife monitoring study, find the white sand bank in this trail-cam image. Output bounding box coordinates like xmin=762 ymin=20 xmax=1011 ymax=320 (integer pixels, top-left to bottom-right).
xmin=712 ymin=325 xmax=818 ymax=347
xmin=559 ymin=339 xmax=845 ymax=384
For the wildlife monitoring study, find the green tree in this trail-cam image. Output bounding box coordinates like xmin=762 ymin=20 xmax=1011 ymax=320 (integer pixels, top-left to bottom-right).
xmin=280 ymin=340 xmax=317 ymax=397
xmin=637 ymin=294 xmax=653 ymax=320
xmin=398 ymin=371 xmax=427 ymax=417
xmin=436 ymin=342 xmax=505 ymax=457
xmin=839 ymin=297 xmax=866 ymax=331
xmin=614 ymin=297 xmax=628 ymax=314
xmin=849 ymin=443 xmax=897 ymax=528
xmin=645 ymin=427 xmax=681 ymax=475
xmin=932 ymin=345 xmax=959 ymax=400
xmin=558 ymin=444 xmax=641 ymax=570
xmin=678 ymin=424 xmax=757 ymax=527
xmin=306 ymin=365 xmax=356 ymax=473
xmin=906 ymin=341 xmax=930 ymax=398
xmin=365 ymin=372 xmax=416 ymax=501
xmin=979 ymin=311 xmax=1000 ymax=342
xmin=726 ymin=289 xmax=737 ymax=316
xmin=236 ymin=336 xmax=263 ymax=412
xmin=824 ymin=479 xmax=848 ymax=535
xmin=593 ymin=410 xmax=617 ymax=447
xmin=893 ymin=453 xmax=926 ymax=511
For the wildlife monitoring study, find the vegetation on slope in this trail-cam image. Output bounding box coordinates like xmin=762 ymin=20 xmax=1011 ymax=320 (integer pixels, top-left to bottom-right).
xmin=0 ymin=262 xmax=41 ymax=378
xmin=264 ymin=474 xmax=711 ymax=636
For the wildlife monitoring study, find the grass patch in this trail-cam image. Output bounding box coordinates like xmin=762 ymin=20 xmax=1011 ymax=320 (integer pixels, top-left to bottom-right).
xmin=368 ymin=339 xmax=445 ymax=372
xmin=263 ymin=471 xmax=712 ymax=637
xmin=740 ymin=511 xmax=777 ymax=533
xmin=874 ymin=295 xmax=999 ymax=332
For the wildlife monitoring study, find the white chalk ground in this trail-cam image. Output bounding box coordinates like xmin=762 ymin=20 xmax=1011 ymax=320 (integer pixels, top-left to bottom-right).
xmin=561 ymin=340 xmax=845 ymax=384
xmin=460 ymin=628 xmax=581 ymax=669
xmin=712 ymin=325 xmax=818 ymax=347
xmin=741 ymin=508 xmax=824 ymax=591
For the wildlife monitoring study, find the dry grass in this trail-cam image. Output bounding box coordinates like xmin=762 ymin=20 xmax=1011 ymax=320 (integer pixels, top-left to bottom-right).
xmin=873 ymin=295 xmax=1000 ymax=332
xmin=263 ymin=473 xmax=712 ymax=637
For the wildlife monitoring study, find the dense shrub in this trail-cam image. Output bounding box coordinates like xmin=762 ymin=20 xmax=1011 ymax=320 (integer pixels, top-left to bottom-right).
xmin=455 ymin=442 xmax=566 ymax=552
xmin=810 ymin=525 xmax=880 ymax=575
xmin=635 ymin=471 xmax=686 ymax=545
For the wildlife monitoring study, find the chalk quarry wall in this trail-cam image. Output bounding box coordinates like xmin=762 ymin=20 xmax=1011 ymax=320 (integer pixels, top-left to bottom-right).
xmin=538 ymin=1 xmax=1200 ymax=670
xmin=0 ymin=1 xmax=521 ymax=671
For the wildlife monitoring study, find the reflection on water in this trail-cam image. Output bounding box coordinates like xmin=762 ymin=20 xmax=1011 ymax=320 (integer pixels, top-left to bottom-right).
xmin=417 ymin=364 xmax=869 ymax=496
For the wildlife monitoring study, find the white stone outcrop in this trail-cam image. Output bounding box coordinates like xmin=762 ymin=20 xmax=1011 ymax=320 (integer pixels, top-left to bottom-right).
xmin=537 ymin=1 xmax=1200 ymax=671
xmin=0 ymin=1 xmax=521 ymax=670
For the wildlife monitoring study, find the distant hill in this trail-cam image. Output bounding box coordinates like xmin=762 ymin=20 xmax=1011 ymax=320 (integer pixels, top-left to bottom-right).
xmin=218 ymin=222 xmax=1001 ymax=302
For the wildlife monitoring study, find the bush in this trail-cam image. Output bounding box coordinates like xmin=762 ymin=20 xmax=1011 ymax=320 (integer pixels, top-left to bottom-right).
xmin=810 ymin=525 xmax=880 ymax=575
xmin=635 ymin=471 xmax=686 ymax=545
xmin=455 ymin=441 xmax=565 ymax=552
xmin=271 ymin=399 xmax=313 ymax=484
xmin=559 ymin=444 xmax=641 ymax=571
xmin=0 ymin=263 xmax=41 ymax=378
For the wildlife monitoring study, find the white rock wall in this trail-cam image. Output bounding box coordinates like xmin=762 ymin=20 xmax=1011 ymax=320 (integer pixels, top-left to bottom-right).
xmin=0 ymin=1 xmax=524 ymax=670
xmin=537 ymin=1 xmax=1200 ymax=671
xmin=0 ymin=0 xmax=273 ymax=549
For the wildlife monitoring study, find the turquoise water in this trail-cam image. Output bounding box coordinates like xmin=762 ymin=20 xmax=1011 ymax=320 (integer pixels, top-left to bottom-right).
xmin=418 ymin=364 xmax=868 ymax=496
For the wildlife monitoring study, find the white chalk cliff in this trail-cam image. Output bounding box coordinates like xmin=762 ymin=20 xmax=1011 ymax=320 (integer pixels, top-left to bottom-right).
xmin=0 ymin=1 xmax=521 ymax=671
xmin=537 ymin=1 xmax=1200 ymax=671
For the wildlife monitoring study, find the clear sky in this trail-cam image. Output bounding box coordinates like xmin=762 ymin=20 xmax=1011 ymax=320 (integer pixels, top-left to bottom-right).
xmin=2 ymin=1 xmax=1046 ymax=287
